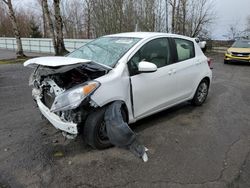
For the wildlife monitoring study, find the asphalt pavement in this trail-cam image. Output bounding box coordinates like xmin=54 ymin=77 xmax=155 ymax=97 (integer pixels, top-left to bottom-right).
xmin=0 ymin=52 xmax=250 ymax=188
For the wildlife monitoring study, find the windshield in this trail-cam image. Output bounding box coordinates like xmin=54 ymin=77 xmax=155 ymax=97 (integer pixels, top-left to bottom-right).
xmin=232 ymin=40 xmax=250 ymax=48
xmin=67 ymin=37 xmax=141 ymax=67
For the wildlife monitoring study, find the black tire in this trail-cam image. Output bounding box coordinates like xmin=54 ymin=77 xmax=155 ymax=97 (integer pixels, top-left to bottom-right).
xmin=192 ymin=79 xmax=209 ymax=106
xmin=83 ymin=107 xmax=112 ymax=149
xmin=83 ymin=105 xmax=128 ymax=149
xmin=224 ymin=59 xmax=229 ymax=64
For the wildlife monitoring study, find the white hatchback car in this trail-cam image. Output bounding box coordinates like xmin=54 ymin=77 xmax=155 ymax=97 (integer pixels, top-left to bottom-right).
xmin=24 ymin=32 xmax=212 ymax=149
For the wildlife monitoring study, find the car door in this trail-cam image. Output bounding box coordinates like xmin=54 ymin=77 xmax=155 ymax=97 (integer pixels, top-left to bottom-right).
xmin=170 ymin=38 xmax=200 ymax=100
xmin=128 ymin=37 xmax=178 ymax=119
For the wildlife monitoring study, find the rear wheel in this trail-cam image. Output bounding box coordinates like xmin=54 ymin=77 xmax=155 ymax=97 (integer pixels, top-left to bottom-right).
xmin=192 ymin=79 xmax=209 ymax=106
xmin=224 ymin=59 xmax=229 ymax=64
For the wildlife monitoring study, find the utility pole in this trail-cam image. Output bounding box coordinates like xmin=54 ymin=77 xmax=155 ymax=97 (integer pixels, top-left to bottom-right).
xmin=165 ymin=0 xmax=169 ymax=32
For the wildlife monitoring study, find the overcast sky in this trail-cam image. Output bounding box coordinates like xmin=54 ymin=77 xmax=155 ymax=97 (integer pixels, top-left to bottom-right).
xmin=212 ymin=0 xmax=250 ymax=39
xmin=17 ymin=0 xmax=250 ymax=40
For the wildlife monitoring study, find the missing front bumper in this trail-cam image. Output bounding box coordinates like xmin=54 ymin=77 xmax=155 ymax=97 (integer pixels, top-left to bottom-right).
xmin=36 ymin=99 xmax=78 ymax=135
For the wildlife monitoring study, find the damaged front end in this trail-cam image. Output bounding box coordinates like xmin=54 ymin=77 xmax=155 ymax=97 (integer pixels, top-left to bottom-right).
xmin=25 ymin=57 xmax=109 ymax=138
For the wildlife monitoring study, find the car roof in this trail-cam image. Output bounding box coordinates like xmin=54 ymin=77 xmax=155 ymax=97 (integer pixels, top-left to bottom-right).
xmin=105 ymin=32 xmax=193 ymax=41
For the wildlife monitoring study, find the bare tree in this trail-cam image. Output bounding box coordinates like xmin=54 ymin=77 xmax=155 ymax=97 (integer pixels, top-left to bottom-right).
xmin=169 ymin=0 xmax=177 ymax=33
xmin=54 ymin=0 xmax=68 ymax=55
xmin=61 ymin=0 xmax=85 ymax=38
xmin=42 ymin=0 xmax=57 ymax=53
xmin=41 ymin=0 xmax=68 ymax=55
xmin=37 ymin=0 xmax=48 ymax=38
xmin=225 ymin=21 xmax=246 ymax=40
xmin=169 ymin=0 xmax=215 ymax=38
xmin=0 ymin=0 xmax=216 ymax=41
xmin=84 ymin=0 xmax=93 ymax=38
xmin=189 ymin=0 xmax=214 ymax=37
xmin=227 ymin=24 xmax=241 ymax=40
xmin=181 ymin=0 xmax=187 ymax=35
xmin=1 ymin=0 xmax=25 ymax=57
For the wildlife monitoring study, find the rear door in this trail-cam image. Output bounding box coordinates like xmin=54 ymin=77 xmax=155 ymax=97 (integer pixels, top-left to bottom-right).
xmin=170 ymin=38 xmax=201 ymax=100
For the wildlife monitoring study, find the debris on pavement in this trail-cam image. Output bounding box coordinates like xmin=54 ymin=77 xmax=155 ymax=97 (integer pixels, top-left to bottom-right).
xmin=105 ymin=101 xmax=148 ymax=162
xmin=53 ymin=151 xmax=64 ymax=157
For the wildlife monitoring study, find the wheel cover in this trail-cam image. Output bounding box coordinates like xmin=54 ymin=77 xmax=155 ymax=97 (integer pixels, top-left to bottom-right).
xmin=197 ymin=82 xmax=208 ymax=103
xmin=97 ymin=121 xmax=109 ymax=142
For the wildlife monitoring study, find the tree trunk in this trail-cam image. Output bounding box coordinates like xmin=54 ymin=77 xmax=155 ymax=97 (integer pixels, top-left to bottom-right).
xmin=176 ymin=0 xmax=180 ymax=34
xmin=42 ymin=0 xmax=58 ymax=54
xmin=181 ymin=0 xmax=187 ymax=35
xmin=40 ymin=0 xmax=48 ymax=38
xmin=3 ymin=0 xmax=25 ymax=57
xmin=54 ymin=0 xmax=68 ymax=55
xmin=85 ymin=1 xmax=92 ymax=37
xmin=170 ymin=0 xmax=176 ymax=33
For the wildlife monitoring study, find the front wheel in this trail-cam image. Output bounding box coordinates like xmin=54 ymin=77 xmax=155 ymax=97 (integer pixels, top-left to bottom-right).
xmin=83 ymin=105 xmax=127 ymax=149
xmin=192 ymin=79 xmax=209 ymax=106
xmin=224 ymin=59 xmax=229 ymax=64
xmin=83 ymin=108 xmax=112 ymax=149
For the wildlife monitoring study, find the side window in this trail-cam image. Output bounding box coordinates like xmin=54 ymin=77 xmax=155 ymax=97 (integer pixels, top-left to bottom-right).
xmin=174 ymin=38 xmax=195 ymax=62
xmin=128 ymin=38 xmax=172 ymax=76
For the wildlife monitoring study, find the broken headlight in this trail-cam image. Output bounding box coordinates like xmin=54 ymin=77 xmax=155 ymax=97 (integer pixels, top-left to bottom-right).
xmin=50 ymin=81 xmax=100 ymax=112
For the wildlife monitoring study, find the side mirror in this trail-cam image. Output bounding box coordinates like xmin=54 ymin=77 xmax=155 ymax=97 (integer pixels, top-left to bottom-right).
xmin=138 ymin=61 xmax=157 ymax=73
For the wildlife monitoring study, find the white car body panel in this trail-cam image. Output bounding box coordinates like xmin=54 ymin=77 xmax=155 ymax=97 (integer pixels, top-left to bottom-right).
xmin=36 ymin=98 xmax=78 ymax=134
xmin=92 ymin=33 xmax=211 ymax=123
xmin=24 ymin=56 xmax=91 ymax=67
xmin=130 ymin=63 xmax=178 ymax=118
xmin=25 ymin=32 xmax=212 ymax=134
xmin=91 ymin=62 xmax=134 ymax=123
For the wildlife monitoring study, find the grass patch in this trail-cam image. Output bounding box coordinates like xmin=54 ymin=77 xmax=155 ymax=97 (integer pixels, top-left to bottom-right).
xmin=0 ymin=57 xmax=31 ymax=65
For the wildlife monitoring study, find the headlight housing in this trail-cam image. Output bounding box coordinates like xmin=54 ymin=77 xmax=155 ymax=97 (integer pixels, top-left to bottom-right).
xmin=50 ymin=81 xmax=100 ymax=112
xmin=226 ymin=50 xmax=232 ymax=55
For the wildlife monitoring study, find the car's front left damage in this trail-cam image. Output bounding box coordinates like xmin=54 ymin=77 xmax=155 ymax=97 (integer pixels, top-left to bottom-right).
xmin=25 ymin=56 xmax=110 ymax=138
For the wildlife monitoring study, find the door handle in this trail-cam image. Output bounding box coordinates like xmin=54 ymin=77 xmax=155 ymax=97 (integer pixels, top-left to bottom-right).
xmin=168 ymin=69 xmax=176 ymax=75
xmin=196 ymin=60 xmax=202 ymax=65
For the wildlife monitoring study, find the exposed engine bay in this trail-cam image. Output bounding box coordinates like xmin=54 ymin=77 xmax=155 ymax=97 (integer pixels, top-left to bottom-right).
xmin=25 ymin=56 xmax=148 ymax=162
xmin=30 ymin=62 xmax=109 ymax=127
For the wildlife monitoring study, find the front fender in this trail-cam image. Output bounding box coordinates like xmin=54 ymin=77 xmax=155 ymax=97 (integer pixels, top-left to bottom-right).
xmin=90 ymin=63 xmax=135 ymax=123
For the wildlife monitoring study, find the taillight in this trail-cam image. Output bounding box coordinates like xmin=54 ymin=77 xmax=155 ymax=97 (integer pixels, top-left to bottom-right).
xmin=207 ymin=58 xmax=213 ymax=69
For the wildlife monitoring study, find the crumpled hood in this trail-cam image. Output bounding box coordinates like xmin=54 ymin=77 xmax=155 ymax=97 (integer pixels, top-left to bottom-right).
xmin=23 ymin=56 xmax=91 ymax=68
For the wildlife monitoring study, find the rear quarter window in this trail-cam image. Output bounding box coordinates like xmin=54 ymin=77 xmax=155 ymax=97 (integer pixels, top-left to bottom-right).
xmin=174 ymin=38 xmax=195 ymax=62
